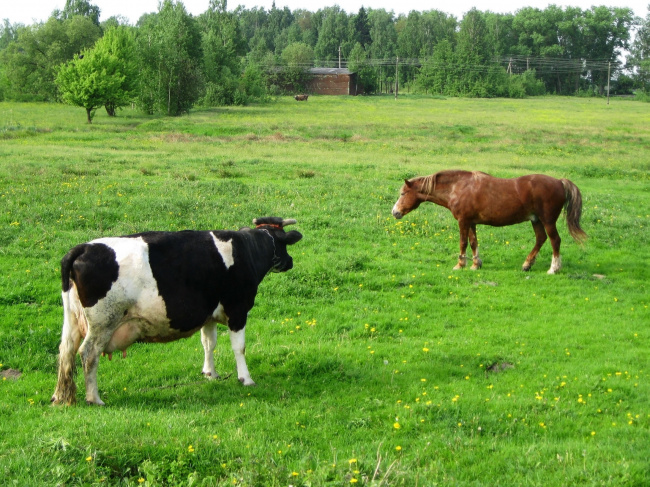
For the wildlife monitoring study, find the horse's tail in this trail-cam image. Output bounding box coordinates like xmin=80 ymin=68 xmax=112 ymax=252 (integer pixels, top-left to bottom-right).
xmin=560 ymin=179 xmax=587 ymax=245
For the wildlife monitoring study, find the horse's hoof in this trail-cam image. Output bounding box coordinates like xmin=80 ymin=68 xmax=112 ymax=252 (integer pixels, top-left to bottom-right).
xmin=452 ymin=265 xmax=463 ymax=270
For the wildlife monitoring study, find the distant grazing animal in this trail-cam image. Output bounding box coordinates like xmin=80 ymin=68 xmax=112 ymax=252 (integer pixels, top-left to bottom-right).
xmin=294 ymin=94 xmax=308 ymax=101
xmin=392 ymin=170 xmax=586 ymax=273
xmin=51 ymin=217 xmax=302 ymax=405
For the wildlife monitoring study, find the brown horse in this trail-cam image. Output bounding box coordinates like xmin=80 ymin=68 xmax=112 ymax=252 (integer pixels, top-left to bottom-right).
xmin=392 ymin=170 xmax=586 ymax=274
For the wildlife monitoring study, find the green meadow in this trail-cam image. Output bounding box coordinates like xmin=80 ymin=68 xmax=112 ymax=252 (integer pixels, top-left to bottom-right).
xmin=0 ymin=96 xmax=648 ymax=486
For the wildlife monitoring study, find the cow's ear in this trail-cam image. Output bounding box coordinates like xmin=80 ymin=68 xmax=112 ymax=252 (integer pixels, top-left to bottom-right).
xmin=282 ymin=230 xmax=303 ymax=245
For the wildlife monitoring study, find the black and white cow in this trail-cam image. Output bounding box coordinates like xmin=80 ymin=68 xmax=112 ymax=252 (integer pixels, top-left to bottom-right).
xmin=51 ymin=217 xmax=302 ymax=405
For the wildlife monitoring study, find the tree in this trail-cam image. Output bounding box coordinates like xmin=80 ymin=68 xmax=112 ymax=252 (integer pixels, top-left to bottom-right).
xmin=199 ymin=0 xmax=246 ymax=106
xmin=314 ymin=6 xmax=352 ymax=66
xmin=353 ymin=7 xmax=371 ymax=48
xmin=97 ymin=27 xmax=138 ymax=116
xmin=136 ymin=0 xmax=202 ymax=115
xmin=455 ymin=8 xmax=491 ymax=95
xmin=56 ymin=44 xmax=125 ymax=123
xmin=0 ymin=15 xmax=101 ymax=101
xmin=628 ymin=4 xmax=650 ymax=93
xmin=416 ymin=39 xmax=455 ymax=95
xmin=54 ymin=0 xmax=101 ymax=26
xmin=281 ymin=41 xmax=313 ymax=91
xmin=581 ymin=6 xmax=634 ymax=94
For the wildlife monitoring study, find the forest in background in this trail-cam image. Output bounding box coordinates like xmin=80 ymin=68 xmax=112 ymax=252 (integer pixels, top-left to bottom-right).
xmin=1 ymin=0 xmax=649 ymax=118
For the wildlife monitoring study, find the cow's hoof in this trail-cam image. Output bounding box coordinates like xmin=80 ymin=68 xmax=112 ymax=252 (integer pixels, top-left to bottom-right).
xmin=86 ymin=399 xmax=105 ymax=406
xmin=202 ymin=371 xmax=221 ymax=380
xmin=239 ymin=377 xmax=256 ymax=386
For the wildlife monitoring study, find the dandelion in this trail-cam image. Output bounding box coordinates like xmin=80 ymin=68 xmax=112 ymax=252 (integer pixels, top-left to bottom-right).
xmin=86 ymin=456 xmax=93 ymax=462
xmin=292 ymin=472 xmax=299 ymax=477
xmin=423 ymin=347 xmax=429 ymax=352
xmin=138 ymin=478 xmax=145 ymax=483
xmin=395 ymin=446 xmax=402 ymax=451
xmin=188 ymin=445 xmax=195 ymax=453
xmin=350 ymin=479 xmax=358 ymax=484
xmin=394 ymin=422 xmax=401 ymax=429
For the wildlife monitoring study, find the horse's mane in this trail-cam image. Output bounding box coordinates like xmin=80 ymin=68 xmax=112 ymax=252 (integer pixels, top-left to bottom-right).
xmin=415 ymin=170 xmax=475 ymax=195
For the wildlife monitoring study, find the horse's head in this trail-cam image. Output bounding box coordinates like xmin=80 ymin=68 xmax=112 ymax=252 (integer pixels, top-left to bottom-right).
xmin=392 ymin=179 xmax=423 ymax=219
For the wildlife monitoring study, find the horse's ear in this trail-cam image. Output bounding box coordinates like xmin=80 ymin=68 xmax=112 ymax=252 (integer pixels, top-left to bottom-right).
xmin=404 ymin=179 xmax=413 ymax=187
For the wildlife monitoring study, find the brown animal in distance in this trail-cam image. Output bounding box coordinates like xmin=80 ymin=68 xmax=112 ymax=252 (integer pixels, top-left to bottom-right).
xmin=294 ymin=94 xmax=308 ymax=101
xmin=392 ymin=170 xmax=586 ymax=274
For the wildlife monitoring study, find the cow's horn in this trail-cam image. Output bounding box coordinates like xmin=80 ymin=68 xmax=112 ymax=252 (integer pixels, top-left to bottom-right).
xmin=282 ymin=219 xmax=297 ymax=227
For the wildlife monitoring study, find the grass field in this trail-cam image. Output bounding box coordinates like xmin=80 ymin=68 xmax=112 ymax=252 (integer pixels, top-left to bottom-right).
xmin=1 ymin=95 xmax=649 ymax=486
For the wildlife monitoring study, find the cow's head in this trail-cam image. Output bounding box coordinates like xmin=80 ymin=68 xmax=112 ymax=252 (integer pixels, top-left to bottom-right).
xmin=253 ymin=217 xmax=303 ymax=272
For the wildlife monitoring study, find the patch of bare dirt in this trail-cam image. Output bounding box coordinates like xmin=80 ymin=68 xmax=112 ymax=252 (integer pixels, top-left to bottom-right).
xmin=1 ymin=369 xmax=22 ymax=380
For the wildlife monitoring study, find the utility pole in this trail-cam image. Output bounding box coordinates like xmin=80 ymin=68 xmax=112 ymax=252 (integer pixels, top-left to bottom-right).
xmin=395 ymin=56 xmax=399 ymax=99
xmin=338 ymin=46 xmax=341 ymax=69
xmin=607 ymin=62 xmax=611 ymax=105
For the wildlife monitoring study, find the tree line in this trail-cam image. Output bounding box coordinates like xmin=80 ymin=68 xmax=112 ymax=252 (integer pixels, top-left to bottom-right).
xmin=1 ymin=0 xmax=648 ymax=120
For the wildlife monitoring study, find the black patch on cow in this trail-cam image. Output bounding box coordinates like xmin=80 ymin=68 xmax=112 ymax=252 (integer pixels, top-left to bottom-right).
xmin=65 ymin=243 xmax=119 ymax=308
xmin=136 ymin=231 xmax=244 ymax=332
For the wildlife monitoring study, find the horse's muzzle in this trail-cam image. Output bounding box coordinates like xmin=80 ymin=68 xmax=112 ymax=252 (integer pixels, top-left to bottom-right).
xmin=392 ymin=208 xmax=403 ymax=219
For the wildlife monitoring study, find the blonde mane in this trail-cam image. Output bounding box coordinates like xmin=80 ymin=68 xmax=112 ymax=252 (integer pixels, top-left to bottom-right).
xmin=414 ymin=170 xmax=475 ymax=195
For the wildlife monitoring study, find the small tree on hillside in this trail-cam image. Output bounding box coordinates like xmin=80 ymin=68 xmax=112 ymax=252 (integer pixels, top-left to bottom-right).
xmin=97 ymin=27 xmax=138 ymax=116
xmin=56 ymin=29 xmax=136 ymax=123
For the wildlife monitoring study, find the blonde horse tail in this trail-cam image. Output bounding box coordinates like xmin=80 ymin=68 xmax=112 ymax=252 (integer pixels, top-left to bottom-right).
xmin=561 ymin=179 xmax=587 ymax=245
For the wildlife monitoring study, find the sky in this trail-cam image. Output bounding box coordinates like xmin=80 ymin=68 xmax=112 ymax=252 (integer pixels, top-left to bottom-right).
xmin=3 ymin=0 xmax=648 ymax=26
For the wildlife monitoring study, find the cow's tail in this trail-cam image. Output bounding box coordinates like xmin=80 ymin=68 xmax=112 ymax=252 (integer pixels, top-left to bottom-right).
xmin=561 ymin=179 xmax=587 ymax=245
xmin=60 ymin=244 xmax=87 ymax=292
xmin=52 ymin=245 xmax=87 ymax=405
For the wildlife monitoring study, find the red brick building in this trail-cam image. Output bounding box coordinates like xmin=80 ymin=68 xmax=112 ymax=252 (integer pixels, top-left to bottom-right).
xmin=306 ymin=68 xmax=360 ymax=95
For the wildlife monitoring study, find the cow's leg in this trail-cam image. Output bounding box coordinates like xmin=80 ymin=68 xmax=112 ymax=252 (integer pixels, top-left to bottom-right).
xmin=544 ymin=222 xmax=562 ymax=274
xmin=522 ymin=220 xmax=547 ymax=271
xmin=77 ymin=309 xmax=124 ymax=405
xmin=52 ymin=291 xmax=83 ymax=405
xmin=229 ymin=327 xmax=255 ymax=386
xmin=468 ymin=224 xmax=482 ymax=270
xmin=201 ymin=323 xmax=220 ymax=379
xmin=453 ymin=220 xmax=470 ymax=270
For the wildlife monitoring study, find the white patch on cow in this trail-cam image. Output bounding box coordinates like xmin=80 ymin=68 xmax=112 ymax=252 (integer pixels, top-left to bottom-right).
xmin=230 ymin=327 xmax=255 ymax=386
xmin=74 ymin=237 xmax=174 ymax=404
xmin=212 ymin=235 xmax=234 ymax=269
xmin=212 ymin=302 xmax=229 ymax=325
xmin=201 ymin=323 xmax=219 ymax=379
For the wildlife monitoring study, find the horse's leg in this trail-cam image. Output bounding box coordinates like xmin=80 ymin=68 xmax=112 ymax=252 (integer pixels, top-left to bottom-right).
xmin=544 ymin=222 xmax=562 ymax=274
xmin=469 ymin=224 xmax=482 ymax=270
xmin=453 ymin=220 xmax=470 ymax=270
xmin=522 ymin=220 xmax=547 ymax=271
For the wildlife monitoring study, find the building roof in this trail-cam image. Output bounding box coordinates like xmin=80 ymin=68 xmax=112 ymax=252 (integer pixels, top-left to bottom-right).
xmin=309 ymin=68 xmax=354 ymax=75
